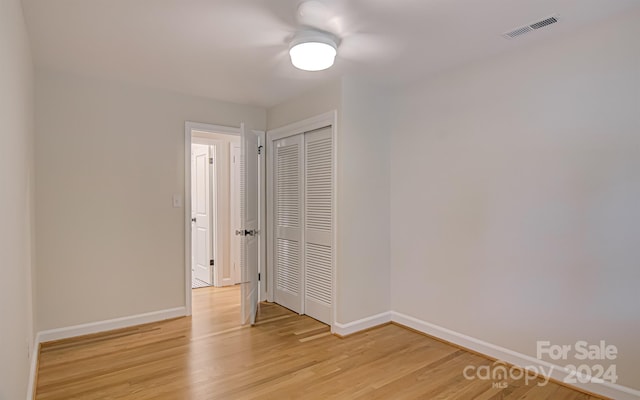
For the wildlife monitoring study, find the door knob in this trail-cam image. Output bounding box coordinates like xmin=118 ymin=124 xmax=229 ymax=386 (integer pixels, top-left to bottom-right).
xmin=191 ymin=217 xmax=196 ymax=223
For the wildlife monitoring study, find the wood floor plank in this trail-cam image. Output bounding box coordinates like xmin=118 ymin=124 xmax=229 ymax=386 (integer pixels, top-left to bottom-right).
xmin=35 ymin=286 xmax=605 ymax=399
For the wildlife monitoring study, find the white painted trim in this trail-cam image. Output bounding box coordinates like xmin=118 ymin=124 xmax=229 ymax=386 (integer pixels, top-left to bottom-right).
xmin=267 ymin=111 xmax=337 ymax=141
xmin=266 ymin=134 xmax=275 ymax=304
xmin=266 ymin=111 xmax=338 ymax=328
xmin=185 ymin=124 xmax=193 ymax=315
xmin=257 ymin=132 xmax=267 ymax=303
xmin=37 ymin=307 xmax=186 ymax=344
xmin=391 ymin=312 xmax=640 ymax=400
xmin=189 ymin=122 xmax=240 ymax=136
xmin=26 ymin=341 xmax=39 ymax=400
xmin=330 ymin=111 xmax=338 ymax=330
xmin=332 ymin=312 xmax=392 ymax=337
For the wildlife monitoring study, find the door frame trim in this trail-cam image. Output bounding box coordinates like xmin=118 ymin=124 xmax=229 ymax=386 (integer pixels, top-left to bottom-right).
xmin=185 ymin=122 xmax=266 ymax=316
xmin=266 ymin=110 xmax=338 ymax=330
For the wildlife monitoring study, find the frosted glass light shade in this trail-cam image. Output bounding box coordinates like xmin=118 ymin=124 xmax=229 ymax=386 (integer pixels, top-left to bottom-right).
xmin=289 ymin=32 xmax=337 ymax=71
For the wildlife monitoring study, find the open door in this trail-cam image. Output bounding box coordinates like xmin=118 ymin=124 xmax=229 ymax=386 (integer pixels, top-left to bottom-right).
xmin=240 ymin=123 xmax=260 ymax=325
xmin=192 ymin=144 xmax=213 ymax=285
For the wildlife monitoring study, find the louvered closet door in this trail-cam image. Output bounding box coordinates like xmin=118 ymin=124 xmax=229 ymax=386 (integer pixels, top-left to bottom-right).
xmin=273 ymin=134 xmax=304 ymax=314
xmin=304 ymin=127 xmax=333 ymax=324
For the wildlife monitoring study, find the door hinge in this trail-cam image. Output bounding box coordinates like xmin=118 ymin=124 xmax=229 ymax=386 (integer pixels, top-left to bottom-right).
xmin=210 ymin=259 xmax=214 ymax=266
xmin=258 ymin=273 xmax=261 ymax=281
xmin=257 ymin=145 xmax=264 ymax=155
xmin=209 ymin=157 xmax=213 ymax=165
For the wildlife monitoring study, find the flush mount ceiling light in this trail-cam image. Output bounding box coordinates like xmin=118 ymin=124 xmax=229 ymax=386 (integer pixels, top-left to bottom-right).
xmin=289 ymin=30 xmax=338 ymax=72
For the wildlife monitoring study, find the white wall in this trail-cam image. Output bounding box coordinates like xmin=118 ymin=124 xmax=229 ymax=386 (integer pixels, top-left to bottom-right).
xmin=0 ymin=0 xmax=36 ymax=398
xmin=338 ymin=79 xmax=391 ymax=323
xmin=266 ymin=78 xmax=391 ymax=324
xmin=266 ymin=81 xmax=342 ymax=131
xmin=390 ymin=9 xmax=640 ymax=391
xmin=35 ymin=69 xmax=266 ymax=331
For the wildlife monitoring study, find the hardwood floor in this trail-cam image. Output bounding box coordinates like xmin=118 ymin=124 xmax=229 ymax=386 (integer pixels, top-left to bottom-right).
xmin=35 ymin=286 xmax=603 ymax=399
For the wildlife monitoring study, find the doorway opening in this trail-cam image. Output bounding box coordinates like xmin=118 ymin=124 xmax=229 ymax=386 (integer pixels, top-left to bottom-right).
xmin=266 ymin=111 xmax=338 ymax=328
xmin=190 ymin=132 xmax=242 ymax=290
xmin=185 ymin=121 xmax=265 ymax=325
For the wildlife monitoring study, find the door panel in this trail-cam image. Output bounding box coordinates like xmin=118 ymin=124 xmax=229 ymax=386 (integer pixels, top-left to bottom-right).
xmin=193 ymin=144 xmax=212 ymax=285
xmin=303 ymin=128 xmax=333 ymax=324
xmin=273 ymin=134 xmax=304 ymax=314
xmin=240 ymin=123 xmax=260 ymax=325
xmin=230 ymin=143 xmax=241 ymax=285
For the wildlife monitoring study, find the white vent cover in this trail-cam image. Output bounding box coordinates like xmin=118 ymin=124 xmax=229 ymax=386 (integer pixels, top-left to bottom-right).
xmin=502 ymin=15 xmax=559 ymax=39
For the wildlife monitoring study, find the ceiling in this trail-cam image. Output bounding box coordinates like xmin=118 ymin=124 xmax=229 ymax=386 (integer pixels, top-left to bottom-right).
xmin=22 ymin=0 xmax=640 ymax=108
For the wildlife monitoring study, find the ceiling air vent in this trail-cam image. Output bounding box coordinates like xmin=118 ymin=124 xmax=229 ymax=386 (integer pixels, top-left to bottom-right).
xmin=502 ymin=15 xmax=559 ymax=39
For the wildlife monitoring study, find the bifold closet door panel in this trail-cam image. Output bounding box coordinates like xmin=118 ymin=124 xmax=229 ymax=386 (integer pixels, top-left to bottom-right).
xmin=273 ymin=134 xmax=304 ymax=314
xmin=304 ymin=127 xmax=333 ymax=324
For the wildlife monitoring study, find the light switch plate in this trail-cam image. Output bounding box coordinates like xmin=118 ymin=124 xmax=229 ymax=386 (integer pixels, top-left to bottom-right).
xmin=172 ymin=194 xmax=182 ymax=208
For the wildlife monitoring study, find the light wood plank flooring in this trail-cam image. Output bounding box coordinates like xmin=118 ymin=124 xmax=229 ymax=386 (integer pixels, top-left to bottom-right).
xmin=35 ymin=286 xmax=603 ymax=399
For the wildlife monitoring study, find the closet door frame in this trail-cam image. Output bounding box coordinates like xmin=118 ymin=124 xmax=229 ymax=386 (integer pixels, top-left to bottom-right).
xmin=266 ymin=111 xmax=338 ymax=330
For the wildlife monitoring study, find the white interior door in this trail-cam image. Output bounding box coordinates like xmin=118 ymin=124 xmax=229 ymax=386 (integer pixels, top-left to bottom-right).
xmin=303 ymin=127 xmax=333 ymax=324
xmin=240 ymin=123 xmax=260 ymax=325
xmin=192 ymin=144 xmax=213 ymax=284
xmin=273 ymin=134 xmax=304 ymax=314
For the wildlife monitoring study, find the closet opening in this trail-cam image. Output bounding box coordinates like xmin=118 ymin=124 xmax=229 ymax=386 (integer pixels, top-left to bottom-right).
xmin=266 ymin=111 xmax=337 ymax=328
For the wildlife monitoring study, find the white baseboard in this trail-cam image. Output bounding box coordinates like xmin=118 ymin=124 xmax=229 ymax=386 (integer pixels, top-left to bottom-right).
xmin=332 ymin=311 xmax=392 ymax=337
xmin=37 ymin=307 xmax=186 ymax=343
xmin=26 ymin=307 xmax=186 ymax=399
xmin=391 ymin=311 xmax=640 ymax=400
xmin=25 ymin=341 xmax=39 ymax=400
